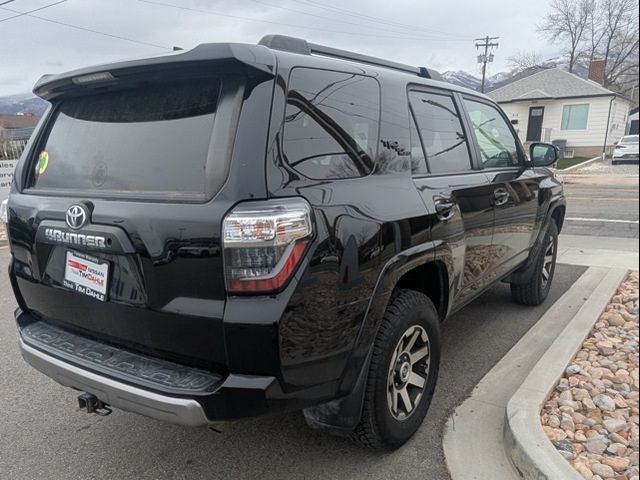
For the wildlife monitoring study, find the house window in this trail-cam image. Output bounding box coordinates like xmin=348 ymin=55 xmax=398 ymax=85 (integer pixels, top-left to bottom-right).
xmin=561 ymin=104 xmax=589 ymax=130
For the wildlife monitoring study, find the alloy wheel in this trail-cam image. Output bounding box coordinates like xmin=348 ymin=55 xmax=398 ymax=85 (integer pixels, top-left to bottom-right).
xmin=386 ymin=325 xmax=431 ymax=421
xmin=541 ymin=235 xmax=555 ymax=289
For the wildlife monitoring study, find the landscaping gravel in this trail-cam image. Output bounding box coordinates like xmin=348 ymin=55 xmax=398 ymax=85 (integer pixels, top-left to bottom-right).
xmin=0 ymin=224 xmax=6 ymax=244
xmin=570 ymin=158 xmax=639 ymax=176
xmin=541 ymin=271 xmax=639 ymax=480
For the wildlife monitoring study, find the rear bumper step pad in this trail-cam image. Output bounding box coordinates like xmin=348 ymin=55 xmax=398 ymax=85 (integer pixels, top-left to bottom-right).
xmin=19 ymin=320 xmax=223 ymax=395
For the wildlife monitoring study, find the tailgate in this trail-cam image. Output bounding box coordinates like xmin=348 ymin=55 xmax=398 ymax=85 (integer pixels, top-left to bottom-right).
xmin=8 ymin=50 xmax=275 ymax=371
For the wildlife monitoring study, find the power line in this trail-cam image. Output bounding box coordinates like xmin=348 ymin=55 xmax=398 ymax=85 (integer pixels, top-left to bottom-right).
xmin=0 ymin=0 xmax=15 ymax=6
xmin=0 ymin=4 xmax=171 ymax=50
xmin=295 ymin=0 xmax=472 ymax=40
xmin=474 ymin=36 xmax=499 ymax=93
xmin=138 ymin=0 xmax=473 ymax=42
xmin=0 ymin=0 xmax=67 ymax=24
xmin=243 ymin=0 xmax=473 ymax=41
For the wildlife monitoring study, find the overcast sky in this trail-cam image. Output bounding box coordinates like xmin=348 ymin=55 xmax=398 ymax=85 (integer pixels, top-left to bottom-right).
xmin=1 ymin=0 xmax=561 ymax=96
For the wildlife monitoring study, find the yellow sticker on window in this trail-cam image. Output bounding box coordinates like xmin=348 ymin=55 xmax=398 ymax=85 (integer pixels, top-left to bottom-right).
xmin=37 ymin=150 xmax=49 ymax=175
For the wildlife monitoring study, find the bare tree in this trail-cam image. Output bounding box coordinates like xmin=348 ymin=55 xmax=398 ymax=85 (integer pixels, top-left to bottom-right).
xmin=584 ymin=0 xmax=607 ymax=63
xmin=590 ymin=0 xmax=639 ymax=88
xmin=506 ymin=50 xmax=545 ymax=73
xmin=538 ymin=0 xmax=590 ymax=72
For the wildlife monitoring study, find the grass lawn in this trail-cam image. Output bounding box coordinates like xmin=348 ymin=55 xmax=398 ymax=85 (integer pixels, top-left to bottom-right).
xmin=555 ymin=156 xmax=591 ymax=170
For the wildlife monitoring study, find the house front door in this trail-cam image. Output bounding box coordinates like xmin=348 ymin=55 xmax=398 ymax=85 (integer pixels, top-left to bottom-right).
xmin=526 ymin=106 xmax=545 ymax=142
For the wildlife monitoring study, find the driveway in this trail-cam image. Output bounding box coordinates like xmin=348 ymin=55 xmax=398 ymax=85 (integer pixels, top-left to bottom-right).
xmin=0 ymin=246 xmax=585 ymax=480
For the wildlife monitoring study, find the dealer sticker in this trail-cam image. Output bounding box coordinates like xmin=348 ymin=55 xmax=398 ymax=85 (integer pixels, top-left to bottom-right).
xmin=63 ymin=250 xmax=109 ymax=302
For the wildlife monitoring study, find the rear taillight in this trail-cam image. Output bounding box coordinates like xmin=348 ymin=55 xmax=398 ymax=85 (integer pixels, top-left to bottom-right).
xmin=222 ymin=198 xmax=313 ymax=294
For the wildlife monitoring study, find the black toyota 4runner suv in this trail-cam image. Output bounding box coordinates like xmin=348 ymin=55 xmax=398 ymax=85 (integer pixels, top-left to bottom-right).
xmin=7 ymin=35 xmax=565 ymax=449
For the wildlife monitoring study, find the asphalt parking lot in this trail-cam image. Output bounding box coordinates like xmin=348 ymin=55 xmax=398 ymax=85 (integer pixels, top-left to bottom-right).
xmin=0 ymin=246 xmax=585 ymax=480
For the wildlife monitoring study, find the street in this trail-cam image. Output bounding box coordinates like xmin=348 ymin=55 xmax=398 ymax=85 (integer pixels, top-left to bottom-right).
xmin=561 ymin=158 xmax=639 ymax=239
xmin=0 ymin=245 xmax=584 ymax=480
xmin=563 ymin=182 xmax=639 ymax=238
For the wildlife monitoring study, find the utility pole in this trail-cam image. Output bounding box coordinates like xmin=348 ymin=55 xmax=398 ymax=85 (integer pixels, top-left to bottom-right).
xmin=474 ymin=36 xmax=499 ymax=93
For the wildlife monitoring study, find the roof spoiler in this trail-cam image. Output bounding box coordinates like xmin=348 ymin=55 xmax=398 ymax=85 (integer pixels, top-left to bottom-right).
xmin=33 ymin=43 xmax=275 ymax=100
xmin=259 ymin=34 xmax=442 ymax=81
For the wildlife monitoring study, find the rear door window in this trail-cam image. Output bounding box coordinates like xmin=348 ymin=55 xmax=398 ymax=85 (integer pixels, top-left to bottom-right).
xmin=31 ymin=78 xmax=222 ymax=199
xmin=409 ymin=91 xmax=472 ymax=174
xmin=282 ymin=68 xmax=380 ymax=180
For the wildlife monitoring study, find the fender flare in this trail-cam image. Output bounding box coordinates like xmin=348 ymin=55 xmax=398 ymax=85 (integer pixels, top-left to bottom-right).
xmin=303 ymin=240 xmax=449 ymax=434
xmin=509 ymin=198 xmax=566 ymax=284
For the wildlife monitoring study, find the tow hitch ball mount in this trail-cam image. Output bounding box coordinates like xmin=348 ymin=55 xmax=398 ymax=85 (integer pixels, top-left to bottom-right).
xmin=77 ymin=392 xmax=112 ymax=416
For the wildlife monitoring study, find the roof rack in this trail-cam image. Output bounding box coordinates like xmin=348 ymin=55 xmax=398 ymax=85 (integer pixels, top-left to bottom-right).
xmin=258 ymin=34 xmax=441 ymax=81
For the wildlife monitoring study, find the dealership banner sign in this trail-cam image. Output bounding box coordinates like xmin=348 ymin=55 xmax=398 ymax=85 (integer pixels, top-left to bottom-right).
xmin=0 ymin=159 xmax=18 ymax=200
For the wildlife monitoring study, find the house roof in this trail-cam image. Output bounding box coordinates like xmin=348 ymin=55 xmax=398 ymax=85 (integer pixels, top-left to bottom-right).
xmin=0 ymin=114 xmax=40 ymax=129
xmin=487 ymin=68 xmax=617 ymax=103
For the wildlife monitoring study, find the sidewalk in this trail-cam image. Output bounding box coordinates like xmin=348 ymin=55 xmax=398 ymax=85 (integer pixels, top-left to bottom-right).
xmin=561 ymin=174 xmax=639 ymax=187
xmin=557 ymin=234 xmax=638 ymax=270
xmin=443 ymin=233 xmax=638 ymax=480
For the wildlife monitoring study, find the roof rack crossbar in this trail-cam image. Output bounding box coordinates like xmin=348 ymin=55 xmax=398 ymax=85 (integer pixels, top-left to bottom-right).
xmin=258 ymin=34 xmax=436 ymax=80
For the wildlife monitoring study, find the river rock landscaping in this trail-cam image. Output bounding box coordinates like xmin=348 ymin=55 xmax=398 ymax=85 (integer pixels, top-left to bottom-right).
xmin=541 ymin=271 xmax=639 ymax=480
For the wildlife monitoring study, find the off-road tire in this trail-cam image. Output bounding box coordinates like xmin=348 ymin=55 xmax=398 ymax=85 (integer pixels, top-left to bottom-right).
xmin=351 ymin=289 xmax=441 ymax=450
xmin=510 ymin=221 xmax=559 ymax=306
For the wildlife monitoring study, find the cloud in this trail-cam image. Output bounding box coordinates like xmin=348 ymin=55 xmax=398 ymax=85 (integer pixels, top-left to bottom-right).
xmin=0 ymin=0 xmax=560 ymax=95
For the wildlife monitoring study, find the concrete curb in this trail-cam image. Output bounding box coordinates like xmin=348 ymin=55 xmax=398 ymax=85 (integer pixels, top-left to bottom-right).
xmin=558 ymin=155 xmax=602 ymax=173
xmin=504 ymin=267 xmax=628 ymax=480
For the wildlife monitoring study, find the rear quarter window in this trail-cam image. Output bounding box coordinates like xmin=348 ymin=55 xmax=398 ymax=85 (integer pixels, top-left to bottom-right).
xmin=282 ymin=68 xmax=380 ymax=180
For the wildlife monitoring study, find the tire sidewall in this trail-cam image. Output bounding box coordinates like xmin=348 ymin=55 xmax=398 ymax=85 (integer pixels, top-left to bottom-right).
xmin=372 ymin=294 xmax=441 ymax=448
xmin=537 ymin=221 xmax=559 ymax=301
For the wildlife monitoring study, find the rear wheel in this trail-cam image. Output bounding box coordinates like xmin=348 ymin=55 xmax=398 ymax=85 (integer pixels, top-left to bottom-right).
xmin=510 ymin=221 xmax=558 ymax=306
xmin=351 ymin=289 xmax=440 ymax=450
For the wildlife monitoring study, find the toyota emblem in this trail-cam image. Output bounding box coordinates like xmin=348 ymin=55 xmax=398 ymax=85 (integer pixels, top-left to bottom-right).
xmin=66 ymin=204 xmax=89 ymax=230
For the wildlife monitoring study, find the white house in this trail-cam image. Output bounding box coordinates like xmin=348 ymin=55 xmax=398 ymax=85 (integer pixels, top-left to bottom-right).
xmin=487 ymin=68 xmax=632 ymax=158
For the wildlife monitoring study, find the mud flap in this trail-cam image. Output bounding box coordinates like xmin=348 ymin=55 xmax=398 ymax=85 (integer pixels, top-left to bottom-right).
xmin=302 ymin=350 xmax=372 ymax=437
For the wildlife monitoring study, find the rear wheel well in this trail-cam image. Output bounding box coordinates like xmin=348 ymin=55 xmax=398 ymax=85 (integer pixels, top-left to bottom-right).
xmin=551 ymin=205 xmax=565 ymax=233
xmin=395 ymin=262 xmax=448 ymax=320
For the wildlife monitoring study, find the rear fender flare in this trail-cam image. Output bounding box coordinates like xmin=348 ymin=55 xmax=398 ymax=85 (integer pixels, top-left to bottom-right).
xmin=509 ymin=199 xmax=565 ymax=284
xmin=303 ymin=240 xmax=451 ymax=434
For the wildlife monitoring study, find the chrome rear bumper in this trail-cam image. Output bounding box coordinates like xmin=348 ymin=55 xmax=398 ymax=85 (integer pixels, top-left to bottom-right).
xmin=19 ymin=339 xmax=212 ymax=427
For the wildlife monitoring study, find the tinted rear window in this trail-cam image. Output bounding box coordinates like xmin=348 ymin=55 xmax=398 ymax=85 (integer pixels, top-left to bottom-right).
xmin=283 ymin=68 xmax=380 ymax=180
xmin=31 ymin=79 xmax=221 ymax=198
xmin=409 ymin=91 xmax=471 ymax=174
xmin=620 ymin=136 xmax=639 ymax=144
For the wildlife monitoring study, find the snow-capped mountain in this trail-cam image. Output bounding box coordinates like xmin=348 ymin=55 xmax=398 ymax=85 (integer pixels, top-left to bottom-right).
xmin=0 ymin=93 xmax=48 ymax=115
xmin=441 ymin=70 xmax=513 ymax=92
xmin=441 ymin=55 xmax=591 ymax=92
xmin=441 ymin=70 xmax=483 ymax=90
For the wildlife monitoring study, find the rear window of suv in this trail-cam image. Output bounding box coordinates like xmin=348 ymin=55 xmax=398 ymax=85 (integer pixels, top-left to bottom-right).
xmin=30 ymin=78 xmax=222 ymax=199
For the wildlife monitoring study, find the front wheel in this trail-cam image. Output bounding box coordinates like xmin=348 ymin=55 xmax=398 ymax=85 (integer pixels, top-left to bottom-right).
xmin=351 ymin=289 xmax=441 ymax=450
xmin=511 ymin=221 xmax=559 ymax=306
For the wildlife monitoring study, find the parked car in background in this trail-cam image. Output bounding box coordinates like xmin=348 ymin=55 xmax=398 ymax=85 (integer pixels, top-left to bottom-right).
xmin=1 ymin=198 xmax=7 ymax=224
xmin=612 ymin=135 xmax=639 ymax=164
xmin=7 ymin=34 xmax=566 ymax=450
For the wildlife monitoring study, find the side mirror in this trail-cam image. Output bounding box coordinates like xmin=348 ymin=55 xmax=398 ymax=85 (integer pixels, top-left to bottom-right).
xmin=529 ymin=142 xmax=559 ymax=167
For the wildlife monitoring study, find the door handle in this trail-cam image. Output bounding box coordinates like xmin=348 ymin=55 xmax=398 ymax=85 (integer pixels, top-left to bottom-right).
xmin=494 ymin=188 xmax=510 ymax=206
xmin=434 ymin=197 xmax=456 ymax=221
